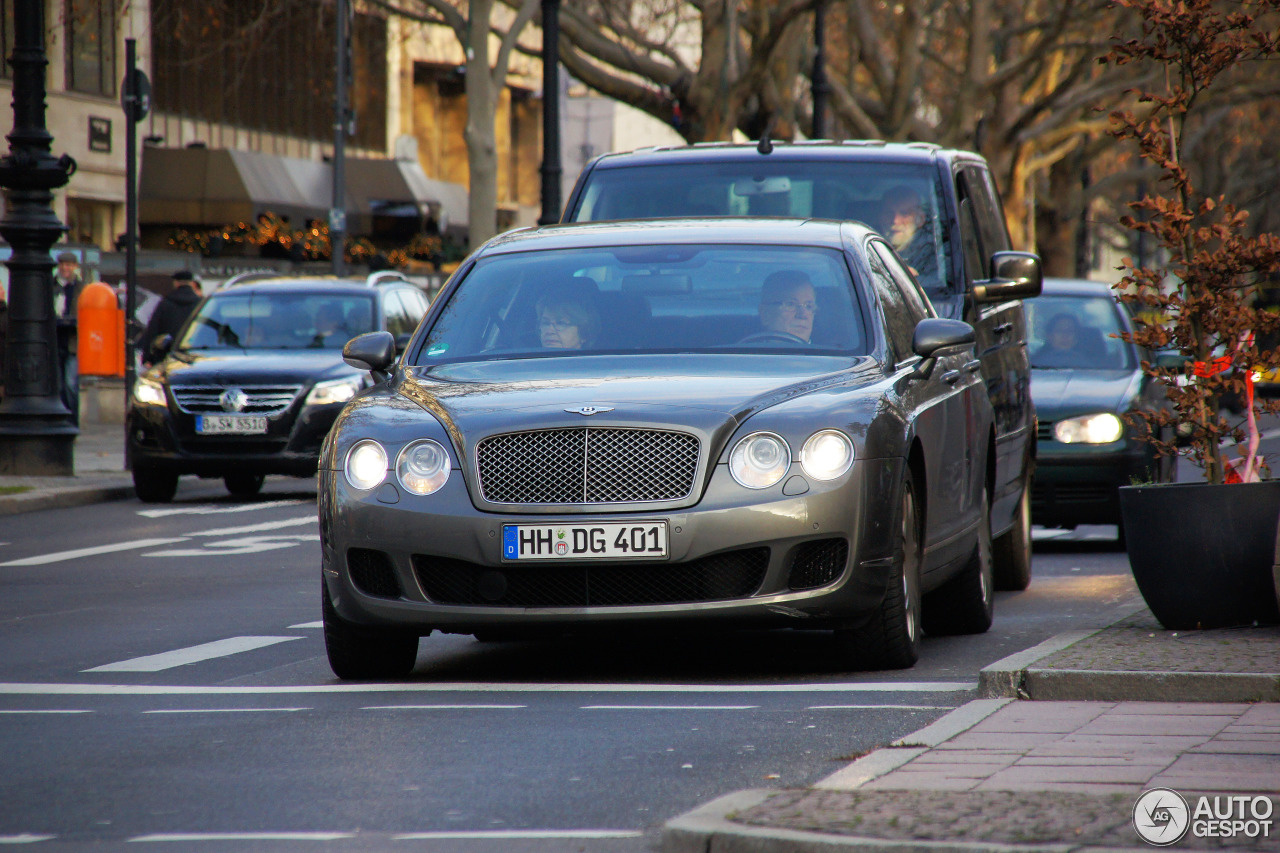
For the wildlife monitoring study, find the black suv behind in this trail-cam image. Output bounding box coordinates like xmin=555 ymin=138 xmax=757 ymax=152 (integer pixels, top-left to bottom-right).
xmin=128 ymin=271 xmax=430 ymax=502
xmin=563 ymin=140 xmax=1042 ymax=589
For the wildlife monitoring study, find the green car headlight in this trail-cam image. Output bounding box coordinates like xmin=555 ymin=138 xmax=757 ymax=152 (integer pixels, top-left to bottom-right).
xmin=1054 ymin=413 xmax=1123 ymax=444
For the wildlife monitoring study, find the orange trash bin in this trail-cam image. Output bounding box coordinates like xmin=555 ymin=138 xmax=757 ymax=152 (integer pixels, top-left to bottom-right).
xmin=77 ymin=282 xmax=125 ymax=377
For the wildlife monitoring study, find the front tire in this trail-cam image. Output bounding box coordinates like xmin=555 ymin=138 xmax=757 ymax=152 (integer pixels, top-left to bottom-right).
xmin=923 ymin=488 xmax=994 ymax=635
xmin=992 ymin=471 xmax=1032 ymax=591
xmin=133 ymin=465 xmax=178 ymax=503
xmin=833 ymin=476 xmax=921 ymax=670
xmin=322 ymin=582 xmax=419 ymax=680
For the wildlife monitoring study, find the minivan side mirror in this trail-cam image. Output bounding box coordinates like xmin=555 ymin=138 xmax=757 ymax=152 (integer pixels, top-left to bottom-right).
xmin=973 ymin=251 xmax=1043 ymax=303
xmin=343 ymin=331 xmax=397 ymax=378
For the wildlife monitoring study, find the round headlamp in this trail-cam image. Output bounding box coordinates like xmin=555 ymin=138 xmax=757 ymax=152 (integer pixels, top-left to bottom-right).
xmin=800 ymin=430 xmax=854 ymax=480
xmin=1054 ymin=413 xmax=1123 ymax=444
xmin=396 ymin=439 xmax=451 ymax=496
xmin=729 ymin=432 xmax=791 ymax=489
xmin=344 ymin=440 xmax=388 ymax=490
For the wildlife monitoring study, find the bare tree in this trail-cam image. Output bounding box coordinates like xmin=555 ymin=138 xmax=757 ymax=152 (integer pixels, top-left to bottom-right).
xmin=371 ymin=0 xmax=540 ymax=246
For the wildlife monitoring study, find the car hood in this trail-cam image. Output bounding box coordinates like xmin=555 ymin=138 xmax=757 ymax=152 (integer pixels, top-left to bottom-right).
xmin=397 ymin=353 xmax=874 ymax=437
xmin=1031 ymin=368 xmax=1140 ymax=418
xmin=158 ymin=349 xmax=354 ymax=386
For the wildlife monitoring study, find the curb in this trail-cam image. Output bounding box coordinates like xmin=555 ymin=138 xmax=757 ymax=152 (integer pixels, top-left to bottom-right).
xmin=0 ymin=483 xmax=135 ymax=516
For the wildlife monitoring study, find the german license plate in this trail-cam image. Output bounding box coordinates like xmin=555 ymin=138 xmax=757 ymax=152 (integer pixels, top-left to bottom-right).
xmin=502 ymin=522 xmax=668 ymax=561
xmin=196 ymin=415 xmax=268 ymax=435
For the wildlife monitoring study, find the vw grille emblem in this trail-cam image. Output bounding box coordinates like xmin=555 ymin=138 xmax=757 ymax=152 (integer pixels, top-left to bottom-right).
xmin=566 ymin=405 xmax=614 ymax=416
xmin=220 ymin=388 xmax=249 ymax=413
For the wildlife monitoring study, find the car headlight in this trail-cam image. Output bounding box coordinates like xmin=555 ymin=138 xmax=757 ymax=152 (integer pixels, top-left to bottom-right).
xmin=132 ymin=376 xmax=166 ymax=407
xmin=1054 ymin=413 xmax=1124 ymax=444
xmin=801 ymin=430 xmax=854 ymax=480
xmin=729 ymin=432 xmax=791 ymax=489
xmin=396 ymin=439 xmax=451 ymax=496
xmin=306 ymin=376 xmax=363 ymax=406
xmin=344 ymin=440 xmax=388 ymax=490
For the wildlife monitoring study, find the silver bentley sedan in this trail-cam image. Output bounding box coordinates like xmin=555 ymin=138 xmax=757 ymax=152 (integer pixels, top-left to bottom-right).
xmin=318 ymin=218 xmax=997 ymax=679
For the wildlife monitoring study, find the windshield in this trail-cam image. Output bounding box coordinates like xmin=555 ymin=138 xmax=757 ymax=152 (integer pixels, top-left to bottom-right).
xmin=1026 ymin=293 xmax=1136 ymax=370
xmin=177 ymin=291 xmax=376 ymax=351
xmin=570 ymin=161 xmax=951 ymax=295
xmin=413 ymin=244 xmax=870 ymax=364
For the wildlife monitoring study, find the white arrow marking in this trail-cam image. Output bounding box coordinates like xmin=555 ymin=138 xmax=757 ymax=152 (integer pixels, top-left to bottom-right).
xmin=0 ymin=538 xmax=190 ymax=567
xmin=138 ymin=500 xmax=303 ymax=518
xmin=82 ymin=636 xmax=302 ymax=673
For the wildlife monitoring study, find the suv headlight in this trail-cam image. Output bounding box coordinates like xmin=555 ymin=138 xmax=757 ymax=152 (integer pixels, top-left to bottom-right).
xmin=1054 ymin=413 xmax=1123 ymax=444
xmin=729 ymin=432 xmax=791 ymax=489
xmin=132 ymin=376 xmax=166 ymax=407
xmin=801 ymin=430 xmax=854 ymax=480
xmin=344 ymin=440 xmax=388 ymax=490
xmin=306 ymin=376 xmax=363 ymax=406
xmin=396 ymin=439 xmax=451 ymax=495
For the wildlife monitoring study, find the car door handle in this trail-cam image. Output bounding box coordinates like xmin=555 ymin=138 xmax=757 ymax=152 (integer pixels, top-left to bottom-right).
xmin=994 ymin=322 xmax=1014 ymax=336
xmin=943 ymin=370 xmax=961 ymax=385
xmin=964 ymin=360 xmax=981 ymax=373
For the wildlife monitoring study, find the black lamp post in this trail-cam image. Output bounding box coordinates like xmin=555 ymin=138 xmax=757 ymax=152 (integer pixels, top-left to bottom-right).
xmin=811 ymin=0 xmax=830 ymax=140
xmin=0 ymin=0 xmax=78 ymax=475
xmin=538 ymin=0 xmax=562 ymax=226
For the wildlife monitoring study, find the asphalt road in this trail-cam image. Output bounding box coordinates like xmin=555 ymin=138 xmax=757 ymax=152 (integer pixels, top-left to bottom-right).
xmin=0 ymin=481 xmax=1144 ymax=851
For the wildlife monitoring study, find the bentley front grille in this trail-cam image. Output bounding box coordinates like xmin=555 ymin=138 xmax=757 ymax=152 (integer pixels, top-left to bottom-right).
xmin=172 ymin=385 xmax=301 ymax=415
xmin=476 ymin=427 xmax=699 ymax=504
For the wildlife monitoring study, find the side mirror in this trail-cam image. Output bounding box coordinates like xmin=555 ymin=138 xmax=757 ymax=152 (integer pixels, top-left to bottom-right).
xmin=912 ymin=318 xmax=976 ymax=359
xmin=343 ymin=331 xmax=397 ymax=378
xmin=973 ymin=251 xmax=1043 ymax=303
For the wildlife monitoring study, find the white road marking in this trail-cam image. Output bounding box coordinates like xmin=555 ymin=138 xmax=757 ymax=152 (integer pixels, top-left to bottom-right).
xmin=131 ymin=833 xmax=354 ymax=842
xmin=808 ymin=705 xmax=955 ymax=711
xmin=0 ymin=538 xmax=190 ymax=567
xmin=0 ymin=835 xmax=55 ymax=844
xmin=392 ymin=830 xmax=644 ymax=840
xmin=82 ymin=637 xmax=303 ymax=673
xmin=138 ymin=501 xmax=303 ymax=518
xmin=363 ymin=704 xmax=526 ymax=710
xmin=288 ymin=621 xmax=323 ymax=629
xmin=145 ymin=534 xmax=317 ymax=558
xmin=0 ymin=709 xmax=92 ymax=715
xmin=0 ymin=680 xmax=977 ymax=695
xmin=582 ymin=705 xmax=758 ymax=710
xmin=143 ymin=708 xmax=309 ymax=714
xmin=187 ymin=516 xmax=316 ymax=537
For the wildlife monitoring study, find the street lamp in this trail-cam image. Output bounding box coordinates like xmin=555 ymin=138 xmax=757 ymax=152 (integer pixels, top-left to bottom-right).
xmin=0 ymin=0 xmax=78 ymax=475
xmin=812 ymin=0 xmax=830 ymax=140
xmin=539 ymin=0 xmax=562 ymax=226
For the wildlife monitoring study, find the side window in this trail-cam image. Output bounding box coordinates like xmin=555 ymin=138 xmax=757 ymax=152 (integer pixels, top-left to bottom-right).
xmin=955 ymin=172 xmax=986 ymax=284
xmin=866 ymin=250 xmax=916 ymax=364
xmin=968 ymin=167 xmax=1010 ymax=254
xmin=399 ymin=287 xmax=429 ymax=325
xmin=871 ymin=241 xmax=934 ymax=321
xmin=383 ymin=291 xmax=411 ymax=338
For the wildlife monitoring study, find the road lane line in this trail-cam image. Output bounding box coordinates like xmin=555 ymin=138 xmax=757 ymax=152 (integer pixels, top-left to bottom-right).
xmin=82 ymin=637 xmax=303 ymax=673
xmin=363 ymin=704 xmax=526 ymax=710
xmin=187 ymin=516 xmax=316 ymax=537
xmin=0 ymin=680 xmax=977 ymax=695
xmin=0 ymin=538 xmax=190 ymax=567
xmin=143 ymin=708 xmax=310 ymax=714
xmin=288 ymin=621 xmax=323 ymax=629
xmin=0 ymin=709 xmax=92 ymax=715
xmin=808 ymin=704 xmax=955 ymax=710
xmin=392 ymin=830 xmax=644 ymax=840
xmin=0 ymin=835 xmax=56 ymax=844
xmin=131 ymin=833 xmax=354 ymax=843
xmin=139 ymin=500 xmax=304 ymax=518
xmin=582 ymin=705 xmax=758 ymax=710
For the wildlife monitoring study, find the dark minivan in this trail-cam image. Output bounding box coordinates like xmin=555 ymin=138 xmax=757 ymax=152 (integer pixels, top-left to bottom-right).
xmin=564 ymin=140 xmax=1042 ymax=589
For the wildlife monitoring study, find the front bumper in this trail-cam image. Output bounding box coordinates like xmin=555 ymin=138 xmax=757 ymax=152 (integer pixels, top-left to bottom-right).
xmin=1032 ymin=440 xmax=1161 ymax=526
xmin=128 ymin=400 xmax=344 ymax=477
xmin=321 ymin=456 xmax=904 ymax=634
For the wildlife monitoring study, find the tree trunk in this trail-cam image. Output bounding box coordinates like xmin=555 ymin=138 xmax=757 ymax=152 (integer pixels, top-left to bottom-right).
xmin=464 ymin=0 xmax=499 ymax=248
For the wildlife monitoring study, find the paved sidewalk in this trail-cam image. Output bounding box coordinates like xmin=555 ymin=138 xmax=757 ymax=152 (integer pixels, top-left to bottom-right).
xmin=0 ymin=416 xmax=132 ymax=515
xmin=666 ymin=614 xmax=1280 ymax=852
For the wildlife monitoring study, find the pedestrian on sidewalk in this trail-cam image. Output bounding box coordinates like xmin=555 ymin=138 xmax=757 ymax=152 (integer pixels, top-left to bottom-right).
xmin=54 ymin=251 xmax=83 ymax=421
xmin=140 ymin=270 xmax=202 ymax=367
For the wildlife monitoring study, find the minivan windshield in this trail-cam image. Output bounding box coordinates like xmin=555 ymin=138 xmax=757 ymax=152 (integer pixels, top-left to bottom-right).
xmin=178 ymin=291 xmax=376 ymax=351
xmin=413 ymin=243 xmax=870 ymax=364
xmin=569 ymin=161 xmax=951 ymax=295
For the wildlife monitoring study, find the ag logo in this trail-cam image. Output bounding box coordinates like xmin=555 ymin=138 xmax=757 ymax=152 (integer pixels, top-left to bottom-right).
xmin=1133 ymin=788 xmax=1190 ymax=846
